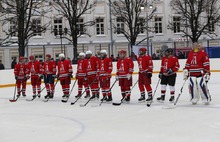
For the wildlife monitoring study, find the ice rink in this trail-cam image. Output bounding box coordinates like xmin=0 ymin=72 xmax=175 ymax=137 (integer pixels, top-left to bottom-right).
xmin=0 ymin=73 xmax=220 ymax=142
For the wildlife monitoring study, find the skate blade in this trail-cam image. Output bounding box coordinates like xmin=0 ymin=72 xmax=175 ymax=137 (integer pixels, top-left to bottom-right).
xmin=9 ymin=99 xmax=17 ymax=102
xmin=79 ymin=104 xmax=86 ymax=107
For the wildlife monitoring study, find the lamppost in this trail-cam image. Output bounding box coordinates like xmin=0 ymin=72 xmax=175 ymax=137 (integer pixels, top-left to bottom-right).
xmin=53 ymin=27 xmax=68 ymax=54
xmin=141 ymin=4 xmax=156 ymax=55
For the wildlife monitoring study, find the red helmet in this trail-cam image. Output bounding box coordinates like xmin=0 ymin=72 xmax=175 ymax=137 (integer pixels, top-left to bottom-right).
xmin=119 ymin=50 xmax=126 ymax=54
xmin=29 ymin=55 xmax=35 ymax=60
xmin=139 ymin=47 xmax=147 ymax=52
xmin=19 ymin=56 xmax=25 ymax=61
xmin=46 ymin=54 xmax=51 ymax=58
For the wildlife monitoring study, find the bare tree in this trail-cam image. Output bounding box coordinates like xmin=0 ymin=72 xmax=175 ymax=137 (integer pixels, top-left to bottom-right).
xmin=51 ymin=0 xmax=96 ymax=60
xmin=169 ymin=0 xmax=220 ymax=43
xmin=109 ymin=0 xmax=156 ymax=51
xmin=0 ymin=0 xmax=51 ymax=56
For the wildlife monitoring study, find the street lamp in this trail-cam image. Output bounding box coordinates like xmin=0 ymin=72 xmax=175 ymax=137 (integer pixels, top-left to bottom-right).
xmin=53 ymin=27 xmax=68 ymax=54
xmin=141 ymin=4 xmax=156 ymax=55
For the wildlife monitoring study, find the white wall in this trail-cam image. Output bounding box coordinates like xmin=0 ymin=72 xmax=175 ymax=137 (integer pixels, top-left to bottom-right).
xmin=1 ymin=59 xmax=220 ymax=86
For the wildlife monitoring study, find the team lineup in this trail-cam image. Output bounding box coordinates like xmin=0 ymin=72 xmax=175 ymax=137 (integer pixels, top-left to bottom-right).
xmin=10 ymin=43 xmax=211 ymax=106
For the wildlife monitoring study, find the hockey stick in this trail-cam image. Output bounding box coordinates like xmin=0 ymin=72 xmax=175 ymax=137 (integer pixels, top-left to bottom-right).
xmin=79 ymin=79 xmax=109 ymax=107
xmin=70 ymin=77 xmax=97 ymax=105
xmin=92 ymin=79 xmax=118 ymax=107
xmin=26 ymin=86 xmax=46 ymax=101
xmin=147 ymin=79 xmax=161 ymax=107
xmin=9 ymin=83 xmax=17 ymax=102
xmin=174 ymin=79 xmax=187 ymax=105
xmin=162 ymin=79 xmax=187 ymax=109
xmin=112 ymin=79 xmax=138 ymax=106
xmin=43 ymin=80 xmax=59 ymax=102
xmin=61 ymin=79 xmax=77 ymax=103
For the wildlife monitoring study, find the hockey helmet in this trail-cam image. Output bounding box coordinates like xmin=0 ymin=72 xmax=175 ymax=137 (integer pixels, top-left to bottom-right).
xmin=86 ymin=50 xmax=92 ymax=55
xmin=165 ymin=48 xmax=174 ymax=53
xmin=46 ymin=54 xmax=51 ymax=58
xmin=119 ymin=50 xmax=126 ymax=54
xmin=19 ymin=56 xmax=25 ymax=61
xmin=29 ymin=55 xmax=35 ymax=60
xmin=59 ymin=53 xmax=65 ymax=58
xmin=139 ymin=47 xmax=147 ymax=52
xmin=100 ymin=50 xmax=107 ymax=55
xmin=79 ymin=52 xmax=85 ymax=57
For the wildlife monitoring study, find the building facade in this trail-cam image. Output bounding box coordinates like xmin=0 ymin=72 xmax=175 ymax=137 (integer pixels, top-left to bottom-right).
xmin=0 ymin=0 xmax=220 ymax=68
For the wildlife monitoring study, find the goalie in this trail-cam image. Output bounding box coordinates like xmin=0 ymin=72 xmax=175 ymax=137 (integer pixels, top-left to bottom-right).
xmin=183 ymin=43 xmax=211 ymax=105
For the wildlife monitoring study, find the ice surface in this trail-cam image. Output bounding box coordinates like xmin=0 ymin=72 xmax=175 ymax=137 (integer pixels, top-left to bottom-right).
xmin=1 ymin=73 xmax=220 ymax=142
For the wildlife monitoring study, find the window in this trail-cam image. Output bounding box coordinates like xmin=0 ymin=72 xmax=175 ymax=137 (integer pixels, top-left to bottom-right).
xmin=139 ymin=18 xmax=145 ymax=34
xmin=209 ymin=17 xmax=215 ymax=32
xmin=32 ymin=19 xmax=42 ymax=36
xmin=34 ymin=55 xmax=43 ymax=61
xmin=77 ymin=18 xmax=84 ymax=35
xmin=54 ymin=17 xmax=63 ymax=36
xmin=155 ymin=17 xmax=163 ymax=33
xmin=9 ymin=19 xmax=17 ymax=37
xmin=96 ymin=18 xmax=105 ymax=35
xmin=116 ymin=17 xmax=124 ymax=34
xmin=173 ymin=17 xmax=181 ymax=33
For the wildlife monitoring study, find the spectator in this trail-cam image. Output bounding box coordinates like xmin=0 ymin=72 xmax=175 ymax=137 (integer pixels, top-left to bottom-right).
xmin=131 ymin=52 xmax=137 ymax=61
xmin=110 ymin=54 xmax=116 ymax=62
xmin=11 ymin=58 xmax=17 ymax=69
xmin=177 ymin=51 xmax=185 ymax=59
xmin=0 ymin=60 xmax=5 ymax=70
xmin=152 ymin=53 xmax=159 ymax=60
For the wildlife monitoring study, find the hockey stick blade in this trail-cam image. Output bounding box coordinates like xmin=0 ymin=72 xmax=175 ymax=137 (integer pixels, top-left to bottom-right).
xmin=61 ymin=99 xmax=68 ymax=103
xmin=79 ymin=104 xmax=86 ymax=107
xmin=112 ymin=102 xmax=122 ymax=106
xmin=9 ymin=99 xmax=17 ymax=102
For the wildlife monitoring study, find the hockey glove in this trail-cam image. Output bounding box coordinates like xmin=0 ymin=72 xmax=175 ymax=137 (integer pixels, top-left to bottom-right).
xmin=38 ymin=74 xmax=43 ymax=79
xmin=166 ymin=68 xmax=173 ymax=74
xmin=147 ymin=73 xmax=152 ymax=78
xmin=15 ymin=76 xmax=18 ymax=80
xmin=126 ymin=74 xmax=132 ymax=80
xmin=25 ymin=75 xmax=30 ymax=80
xmin=204 ymin=73 xmax=210 ymax=82
xmin=68 ymin=74 xmax=73 ymax=78
xmin=158 ymin=73 xmax=163 ymax=79
xmin=183 ymin=69 xmax=189 ymax=80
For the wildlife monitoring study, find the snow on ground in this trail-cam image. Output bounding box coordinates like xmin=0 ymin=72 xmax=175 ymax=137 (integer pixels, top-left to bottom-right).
xmin=0 ymin=73 xmax=220 ymax=142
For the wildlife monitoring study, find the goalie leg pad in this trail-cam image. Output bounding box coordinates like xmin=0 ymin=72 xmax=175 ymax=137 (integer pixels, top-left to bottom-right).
xmin=189 ymin=77 xmax=200 ymax=104
xmin=198 ymin=77 xmax=211 ymax=104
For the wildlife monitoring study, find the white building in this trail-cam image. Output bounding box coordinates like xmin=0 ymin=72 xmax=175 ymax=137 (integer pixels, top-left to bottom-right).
xmin=0 ymin=0 xmax=220 ymax=68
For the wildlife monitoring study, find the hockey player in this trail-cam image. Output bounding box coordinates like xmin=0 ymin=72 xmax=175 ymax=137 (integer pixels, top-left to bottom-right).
xmin=183 ymin=43 xmax=211 ymax=105
xmin=84 ymin=50 xmax=100 ymax=100
xmin=99 ymin=50 xmax=113 ymax=102
xmin=42 ymin=54 xmax=56 ymax=99
xmin=57 ymin=53 xmax=73 ymax=99
xmin=75 ymin=52 xmax=90 ymax=98
xmin=157 ymin=48 xmax=180 ymax=103
xmin=26 ymin=55 xmax=42 ymax=98
xmin=116 ymin=50 xmax=134 ymax=102
xmin=137 ymin=48 xmax=153 ymax=103
xmin=14 ymin=56 xmax=28 ymax=97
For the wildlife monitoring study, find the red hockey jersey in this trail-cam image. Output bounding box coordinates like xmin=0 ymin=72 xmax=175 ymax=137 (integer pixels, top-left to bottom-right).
xmin=137 ymin=55 xmax=153 ymax=73
xmin=160 ymin=56 xmax=179 ymax=76
xmin=116 ymin=57 xmax=134 ymax=77
xmin=14 ymin=62 xmax=28 ymax=80
xmin=76 ymin=59 xmax=87 ymax=79
xmin=43 ymin=60 xmax=56 ymax=75
xmin=185 ymin=50 xmax=210 ymax=77
xmin=84 ymin=56 xmax=100 ymax=76
xmin=99 ymin=57 xmax=113 ymax=77
xmin=57 ymin=59 xmax=73 ymax=78
xmin=26 ymin=60 xmax=41 ymax=76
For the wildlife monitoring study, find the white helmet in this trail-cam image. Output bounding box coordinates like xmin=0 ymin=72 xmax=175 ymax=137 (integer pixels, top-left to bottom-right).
xmin=100 ymin=50 xmax=107 ymax=55
xmin=59 ymin=53 xmax=65 ymax=58
xmin=79 ymin=52 xmax=85 ymax=57
xmin=86 ymin=50 xmax=92 ymax=55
